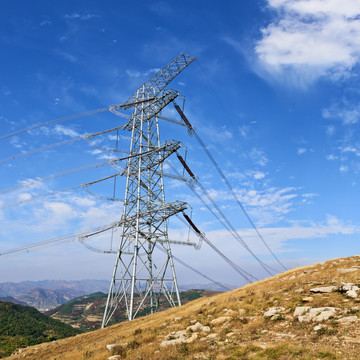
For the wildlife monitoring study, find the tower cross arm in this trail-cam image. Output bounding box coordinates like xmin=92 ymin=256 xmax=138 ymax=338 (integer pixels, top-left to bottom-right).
xmin=124 ymin=53 xmax=195 ymax=106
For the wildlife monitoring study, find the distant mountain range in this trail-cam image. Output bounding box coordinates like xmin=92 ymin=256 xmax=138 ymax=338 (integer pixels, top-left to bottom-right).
xmin=0 ymin=280 xmax=109 ymax=311
xmin=0 ymin=280 xmax=231 ymax=312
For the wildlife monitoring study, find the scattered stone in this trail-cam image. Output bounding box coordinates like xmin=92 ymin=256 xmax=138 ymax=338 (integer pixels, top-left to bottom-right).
xmin=226 ymin=331 xmax=235 ymax=337
xmin=106 ymin=344 xmax=127 ymax=356
xmin=210 ymin=316 xmax=231 ymax=325
xmin=108 ymin=356 xmax=122 ymax=360
xmin=310 ymin=286 xmax=337 ymax=293
xmin=161 ymin=330 xmax=198 ymax=347
xmin=194 ymin=355 xmax=208 ymax=360
xmin=224 ymin=309 xmax=238 ymax=317
xmin=206 ymin=333 xmax=218 ymax=339
xmin=289 ymin=275 xmax=296 ymax=280
xmin=338 ymin=268 xmax=358 ymax=273
xmin=313 ymin=324 xmax=327 ymax=332
xmin=187 ymin=321 xmax=210 ymax=332
xmin=174 ymin=317 xmax=182 ymax=322
xmin=274 ymin=332 xmax=296 ymax=339
xmin=261 ymin=330 xmax=268 ymax=334
xmin=337 ymin=316 xmax=358 ymax=325
xmin=293 ymin=307 xmax=311 ymax=317
xmin=238 ymin=308 xmax=246 ymax=315
xmin=294 ymin=288 xmax=304 ymax=294
xmin=263 ymin=307 xmax=285 ymax=319
xmin=302 ymin=296 xmax=313 ymax=303
xmin=161 ymin=321 xmax=212 ymax=347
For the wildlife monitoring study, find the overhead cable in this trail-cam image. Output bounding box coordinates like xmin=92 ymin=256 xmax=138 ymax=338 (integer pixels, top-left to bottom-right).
xmin=156 ymin=245 xmax=231 ymax=291
xmin=170 ymin=159 xmax=275 ymax=276
xmin=174 ymin=102 xmax=287 ymax=272
xmin=179 ymin=213 xmax=256 ymax=283
xmin=0 ymin=107 xmax=109 ymax=141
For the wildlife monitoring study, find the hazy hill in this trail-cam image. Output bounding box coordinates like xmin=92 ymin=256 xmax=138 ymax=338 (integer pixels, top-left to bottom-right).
xmin=0 ymin=302 xmax=80 ymax=358
xmin=6 ymin=256 xmax=360 ymax=360
xmin=0 ymin=297 xmax=28 ymax=306
xmin=46 ymin=289 xmax=220 ymax=332
xmin=0 ymin=280 xmax=109 ymax=311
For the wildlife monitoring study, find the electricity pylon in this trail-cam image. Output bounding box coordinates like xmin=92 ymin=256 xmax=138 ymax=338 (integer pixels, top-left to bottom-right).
xmin=102 ymin=53 xmax=195 ymax=327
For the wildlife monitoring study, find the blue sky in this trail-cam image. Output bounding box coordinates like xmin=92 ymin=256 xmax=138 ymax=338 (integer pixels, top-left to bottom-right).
xmin=1 ymin=0 xmax=360 ymax=287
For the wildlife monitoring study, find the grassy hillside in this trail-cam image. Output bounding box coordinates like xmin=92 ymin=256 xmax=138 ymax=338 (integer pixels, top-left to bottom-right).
xmin=5 ymin=255 xmax=360 ymax=360
xmin=0 ymin=302 xmax=80 ymax=358
xmin=46 ymin=289 xmax=219 ymax=332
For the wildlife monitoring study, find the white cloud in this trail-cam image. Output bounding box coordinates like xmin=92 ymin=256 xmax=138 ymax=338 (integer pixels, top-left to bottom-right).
xmin=255 ymin=0 xmax=360 ymax=87
xmin=204 ymin=214 xmax=359 ymax=256
xmin=250 ymin=214 xmax=357 ymax=245
xmin=253 ymin=171 xmax=266 ymax=180
xmin=53 ymin=124 xmax=81 ymax=138
xmin=297 ymin=147 xmax=307 ymax=155
xmin=126 ymin=70 xmax=141 ymax=78
xmin=249 ymin=147 xmax=268 ymax=167
xmin=10 ymin=137 xmax=25 ymax=149
xmin=64 ymin=13 xmax=100 ymax=21
xmin=326 ymin=154 xmax=337 ymax=160
xmin=322 ymin=100 xmax=360 ymax=125
xmin=54 ymin=50 xmax=78 ymax=63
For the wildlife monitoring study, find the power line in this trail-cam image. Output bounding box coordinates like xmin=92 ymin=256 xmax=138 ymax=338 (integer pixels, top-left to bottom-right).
xmin=0 ymin=107 xmax=109 ymax=141
xmin=0 ymin=160 xmax=119 ymax=195
xmin=173 ymin=102 xmax=287 ymax=272
xmin=157 ymin=245 xmax=231 ymax=291
xmin=176 ymin=213 xmax=257 ymax=283
xmin=0 ymin=173 xmax=123 ymax=210
xmin=194 ymin=131 xmax=287 ymax=271
xmin=169 ymin=160 xmax=275 ymax=276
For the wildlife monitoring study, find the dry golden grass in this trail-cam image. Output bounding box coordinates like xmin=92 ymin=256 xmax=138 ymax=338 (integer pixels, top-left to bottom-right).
xmin=6 ymin=255 xmax=360 ymax=360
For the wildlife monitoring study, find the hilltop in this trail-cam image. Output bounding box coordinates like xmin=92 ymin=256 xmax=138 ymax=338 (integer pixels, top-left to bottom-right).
xmin=0 ymin=302 xmax=80 ymax=358
xmin=6 ymin=256 xmax=360 ymax=360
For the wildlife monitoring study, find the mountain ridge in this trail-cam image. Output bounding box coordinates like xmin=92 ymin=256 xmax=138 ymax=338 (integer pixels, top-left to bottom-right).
xmin=7 ymin=255 xmax=360 ymax=359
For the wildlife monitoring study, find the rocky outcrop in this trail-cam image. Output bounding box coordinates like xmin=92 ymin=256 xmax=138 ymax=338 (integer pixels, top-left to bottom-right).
xmin=294 ymin=307 xmax=337 ymax=323
xmin=160 ymin=321 xmax=211 ymax=347
xmin=310 ymin=286 xmax=337 ymax=293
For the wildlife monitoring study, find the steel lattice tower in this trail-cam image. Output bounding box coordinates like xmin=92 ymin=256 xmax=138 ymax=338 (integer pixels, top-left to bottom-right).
xmin=102 ymin=53 xmax=195 ymax=327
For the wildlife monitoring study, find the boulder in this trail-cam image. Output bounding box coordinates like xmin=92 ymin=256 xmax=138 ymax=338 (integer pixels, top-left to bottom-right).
xmin=295 ymin=307 xmax=337 ymax=323
xmin=263 ymin=307 xmax=285 ymax=319
xmin=339 ymin=283 xmax=359 ymax=298
xmin=210 ymin=316 xmax=231 ymax=326
xmin=336 ymin=316 xmax=358 ymax=325
xmin=187 ymin=321 xmax=210 ymax=332
xmin=310 ymin=286 xmax=337 ymax=293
